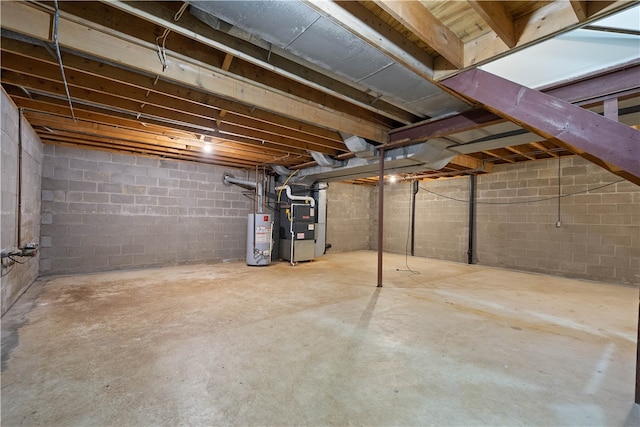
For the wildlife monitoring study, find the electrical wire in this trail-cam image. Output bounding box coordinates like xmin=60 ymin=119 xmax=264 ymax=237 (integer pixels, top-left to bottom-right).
xmin=7 ymin=256 xmax=26 ymax=265
xmin=418 ymin=179 xmax=624 ymax=205
xmin=52 ymin=0 xmax=76 ymax=122
xmin=396 ymin=181 xmax=420 ymax=275
xmin=557 ymin=156 xmax=562 ymax=224
xmin=277 ymin=169 xmax=298 ymax=203
xmin=154 ymin=2 xmax=189 ymax=72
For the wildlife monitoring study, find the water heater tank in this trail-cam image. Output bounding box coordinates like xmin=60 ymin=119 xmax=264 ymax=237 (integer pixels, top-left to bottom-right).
xmin=246 ymin=213 xmax=272 ymax=266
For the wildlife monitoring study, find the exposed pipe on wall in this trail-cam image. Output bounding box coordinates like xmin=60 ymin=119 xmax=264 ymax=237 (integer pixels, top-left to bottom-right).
xmin=16 ymin=108 xmax=23 ymax=248
xmin=467 ymin=174 xmax=476 ymax=265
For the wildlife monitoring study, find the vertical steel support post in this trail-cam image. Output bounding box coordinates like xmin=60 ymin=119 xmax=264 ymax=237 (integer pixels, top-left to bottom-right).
xmin=410 ymin=180 xmax=418 ymax=257
xmin=636 ymin=293 xmax=640 ymax=403
xmin=467 ymin=174 xmax=476 ymax=264
xmin=377 ymin=147 xmax=385 ymax=288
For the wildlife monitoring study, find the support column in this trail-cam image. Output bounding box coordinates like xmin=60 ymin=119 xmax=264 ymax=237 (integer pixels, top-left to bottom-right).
xmin=467 ymin=174 xmax=476 ymax=265
xmin=410 ymin=180 xmax=418 ymax=257
xmin=636 ymin=294 xmax=640 ymax=403
xmin=377 ymin=147 xmax=385 ymax=288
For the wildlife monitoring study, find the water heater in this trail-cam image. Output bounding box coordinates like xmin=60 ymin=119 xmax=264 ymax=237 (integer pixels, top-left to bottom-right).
xmin=246 ymin=213 xmax=272 ymax=266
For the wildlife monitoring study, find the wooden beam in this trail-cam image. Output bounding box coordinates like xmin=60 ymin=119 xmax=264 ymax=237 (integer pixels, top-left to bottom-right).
xmin=42 ymin=137 xmax=258 ymax=169
xmin=570 ymin=0 xmax=588 ymax=21
xmin=6 ymin=89 xmax=311 ymax=165
xmin=303 ymin=0 xmax=435 ymax=80
xmin=1 ymin=67 xmax=338 ymax=156
xmin=1 ymin=1 xmax=388 ymax=143
xmin=103 ymin=0 xmax=415 ymax=125
xmin=467 ymin=1 xmax=517 ymax=48
xmin=531 ymin=141 xmax=559 ymax=158
xmin=218 ymin=53 xmax=234 ymax=126
xmin=442 ymin=68 xmax=640 ymax=179
xmin=482 ymin=150 xmax=515 ymax=164
xmin=450 ymin=155 xmax=493 ymax=173
xmin=373 ymin=0 xmax=464 ymax=68
xmin=1 ymin=36 xmax=344 ymax=145
xmin=221 ymin=53 xmax=234 ymax=72
xmin=435 ymin=0 xmax=634 ymax=77
xmin=505 ymin=146 xmax=536 ymax=160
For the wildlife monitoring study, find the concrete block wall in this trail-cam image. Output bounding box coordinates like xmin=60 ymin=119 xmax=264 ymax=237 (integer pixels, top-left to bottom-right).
xmin=326 ymin=182 xmax=371 ymax=252
xmin=378 ymin=156 xmax=639 ymax=285
xmin=40 ymin=146 xmax=254 ymax=275
xmin=476 ymin=156 xmax=639 ymax=285
xmin=371 ymin=178 xmax=469 ymax=263
xmin=1 ymin=89 xmax=43 ymax=315
xmin=414 ymin=177 xmax=470 ymax=263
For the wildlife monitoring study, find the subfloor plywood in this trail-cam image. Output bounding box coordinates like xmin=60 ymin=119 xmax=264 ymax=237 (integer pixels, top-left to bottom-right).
xmin=1 ymin=251 xmax=639 ymax=426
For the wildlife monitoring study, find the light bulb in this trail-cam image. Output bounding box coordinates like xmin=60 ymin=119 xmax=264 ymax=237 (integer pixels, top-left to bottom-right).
xmin=389 ymin=175 xmax=397 ymax=183
xmin=203 ymin=144 xmax=213 ymax=153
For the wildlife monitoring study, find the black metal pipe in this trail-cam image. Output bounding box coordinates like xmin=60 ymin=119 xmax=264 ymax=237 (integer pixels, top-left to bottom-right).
xmin=467 ymin=174 xmax=476 ymax=265
xmin=410 ymin=180 xmax=418 ymax=257
xmin=636 ymin=294 xmax=640 ymax=403
xmin=377 ymin=147 xmax=384 ymax=288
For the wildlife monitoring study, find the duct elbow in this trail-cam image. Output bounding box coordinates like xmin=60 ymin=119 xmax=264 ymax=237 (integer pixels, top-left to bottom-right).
xmin=276 ymin=185 xmax=315 ymax=207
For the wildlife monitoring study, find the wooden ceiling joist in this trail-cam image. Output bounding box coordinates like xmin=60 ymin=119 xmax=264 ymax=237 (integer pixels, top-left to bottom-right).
xmin=25 ymin=111 xmax=304 ymax=159
xmin=1 ymin=69 xmax=338 ymax=157
xmin=467 ymin=1 xmax=517 ymax=48
xmin=373 ymin=0 xmax=464 ymax=68
xmin=435 ymin=0 xmax=632 ymax=77
xmin=8 ymin=91 xmax=313 ymax=167
xmin=303 ymin=0 xmax=436 ymax=81
xmin=1 ymin=38 xmax=346 ymax=153
xmin=103 ymin=0 xmax=416 ymax=125
xmin=569 ymin=1 xmax=589 ymax=21
xmin=1 ymin=1 xmax=389 ymax=143
xmin=1 ymin=0 xmax=638 ymax=183
xmin=442 ymin=68 xmax=640 ymax=179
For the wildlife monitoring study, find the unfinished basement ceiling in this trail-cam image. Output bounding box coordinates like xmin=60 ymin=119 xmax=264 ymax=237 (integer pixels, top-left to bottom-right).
xmin=189 ymin=0 xmax=469 ymax=119
xmin=1 ymin=1 xmax=638 ymax=184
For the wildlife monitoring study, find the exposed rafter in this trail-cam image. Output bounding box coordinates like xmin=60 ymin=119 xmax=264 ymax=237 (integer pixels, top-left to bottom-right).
xmin=373 ymin=0 xmax=464 ymax=68
xmin=467 ymin=1 xmax=517 ymax=48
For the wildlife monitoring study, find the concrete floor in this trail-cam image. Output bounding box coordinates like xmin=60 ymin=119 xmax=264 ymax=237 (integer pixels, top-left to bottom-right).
xmin=1 ymin=251 xmax=638 ymax=426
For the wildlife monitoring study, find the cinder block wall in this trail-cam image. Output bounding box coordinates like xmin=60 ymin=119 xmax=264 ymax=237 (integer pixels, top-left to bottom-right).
xmin=476 ymin=156 xmax=639 ymax=285
xmin=1 ymin=90 xmax=43 ymax=315
xmin=326 ymin=182 xmax=371 ymax=252
xmin=40 ymin=146 xmax=254 ymax=275
xmin=371 ymin=178 xmax=469 ymax=263
xmin=378 ymin=157 xmax=639 ymax=285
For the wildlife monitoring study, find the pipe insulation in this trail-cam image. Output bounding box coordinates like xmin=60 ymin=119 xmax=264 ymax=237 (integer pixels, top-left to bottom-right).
xmin=275 ymin=185 xmax=315 ymax=207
